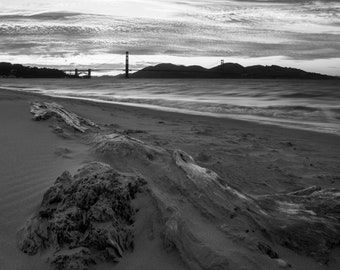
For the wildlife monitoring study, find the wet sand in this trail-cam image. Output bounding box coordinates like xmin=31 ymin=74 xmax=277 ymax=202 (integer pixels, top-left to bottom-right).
xmin=0 ymin=88 xmax=340 ymax=270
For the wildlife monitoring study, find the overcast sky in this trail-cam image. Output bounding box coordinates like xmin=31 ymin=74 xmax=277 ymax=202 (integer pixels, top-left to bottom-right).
xmin=0 ymin=0 xmax=339 ymax=75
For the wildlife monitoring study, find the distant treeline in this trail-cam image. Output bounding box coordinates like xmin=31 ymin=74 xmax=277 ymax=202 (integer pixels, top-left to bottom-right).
xmin=130 ymin=63 xmax=335 ymax=79
xmin=0 ymin=62 xmax=67 ymax=78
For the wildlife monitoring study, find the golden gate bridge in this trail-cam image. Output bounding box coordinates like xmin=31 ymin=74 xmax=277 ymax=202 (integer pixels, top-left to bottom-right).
xmin=63 ymin=52 xmax=224 ymax=79
xmin=63 ymin=52 xmax=132 ymax=79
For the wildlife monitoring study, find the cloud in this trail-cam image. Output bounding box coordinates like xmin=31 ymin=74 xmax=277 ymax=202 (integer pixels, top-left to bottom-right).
xmin=0 ymin=0 xmax=339 ymax=75
xmin=0 ymin=11 xmax=83 ymax=20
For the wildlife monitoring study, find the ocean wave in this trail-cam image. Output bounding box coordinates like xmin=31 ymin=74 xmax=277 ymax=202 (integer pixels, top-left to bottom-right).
xmin=60 ymin=93 xmax=340 ymax=124
xmin=1 ymin=78 xmax=339 ymax=134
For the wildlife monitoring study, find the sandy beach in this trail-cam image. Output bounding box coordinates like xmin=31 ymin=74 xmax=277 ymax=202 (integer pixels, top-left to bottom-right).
xmin=1 ymin=87 xmax=340 ymax=270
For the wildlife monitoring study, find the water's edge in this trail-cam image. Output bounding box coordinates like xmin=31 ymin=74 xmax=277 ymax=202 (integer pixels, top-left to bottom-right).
xmin=1 ymin=86 xmax=339 ymax=136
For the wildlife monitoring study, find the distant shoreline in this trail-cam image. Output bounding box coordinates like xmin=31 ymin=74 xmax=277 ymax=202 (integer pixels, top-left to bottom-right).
xmin=1 ymin=62 xmax=337 ymax=79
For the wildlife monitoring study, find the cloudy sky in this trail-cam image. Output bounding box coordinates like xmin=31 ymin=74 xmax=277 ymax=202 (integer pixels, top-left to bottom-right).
xmin=0 ymin=0 xmax=339 ymax=75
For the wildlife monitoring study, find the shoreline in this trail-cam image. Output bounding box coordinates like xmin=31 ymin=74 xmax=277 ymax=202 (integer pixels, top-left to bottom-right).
xmin=1 ymin=86 xmax=340 ymax=137
xmin=1 ymin=87 xmax=340 ymax=270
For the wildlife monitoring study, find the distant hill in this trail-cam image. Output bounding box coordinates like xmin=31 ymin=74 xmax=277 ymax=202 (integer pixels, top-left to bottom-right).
xmin=130 ymin=63 xmax=334 ymax=79
xmin=1 ymin=62 xmax=335 ymax=79
xmin=0 ymin=62 xmax=67 ymax=78
xmin=128 ymin=64 xmax=210 ymax=79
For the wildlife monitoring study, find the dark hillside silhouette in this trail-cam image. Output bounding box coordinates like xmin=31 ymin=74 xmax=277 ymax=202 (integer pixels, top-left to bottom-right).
xmin=0 ymin=62 xmax=67 ymax=78
xmin=1 ymin=62 xmax=335 ymax=79
xmin=130 ymin=63 xmax=209 ymax=78
xmin=210 ymin=63 xmax=244 ymax=78
xmin=130 ymin=63 xmax=334 ymax=79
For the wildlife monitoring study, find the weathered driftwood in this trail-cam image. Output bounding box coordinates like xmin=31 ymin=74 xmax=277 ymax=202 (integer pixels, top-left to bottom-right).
xmin=92 ymin=133 xmax=340 ymax=269
xmin=172 ymin=149 xmax=340 ymax=264
xmin=18 ymin=162 xmax=146 ymax=270
xmin=30 ymin=101 xmax=97 ymax=133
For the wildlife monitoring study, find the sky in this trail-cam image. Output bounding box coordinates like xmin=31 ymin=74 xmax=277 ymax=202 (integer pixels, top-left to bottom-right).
xmin=0 ymin=0 xmax=339 ymax=76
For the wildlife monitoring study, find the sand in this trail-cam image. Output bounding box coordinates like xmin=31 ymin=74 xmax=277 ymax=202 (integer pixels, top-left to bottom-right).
xmin=0 ymin=88 xmax=339 ymax=270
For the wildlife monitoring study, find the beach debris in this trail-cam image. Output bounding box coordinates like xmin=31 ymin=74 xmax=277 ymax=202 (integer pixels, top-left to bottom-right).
xmin=18 ymin=162 xmax=146 ymax=270
xmin=30 ymin=101 xmax=98 ymax=133
xmin=257 ymin=242 xmax=279 ymax=259
xmin=91 ymin=133 xmax=340 ymax=268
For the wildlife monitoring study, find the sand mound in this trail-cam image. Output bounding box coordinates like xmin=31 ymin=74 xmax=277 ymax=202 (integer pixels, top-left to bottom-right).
xmin=18 ymin=162 xmax=146 ymax=270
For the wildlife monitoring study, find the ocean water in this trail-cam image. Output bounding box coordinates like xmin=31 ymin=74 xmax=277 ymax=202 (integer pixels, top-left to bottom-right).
xmin=1 ymin=78 xmax=340 ymax=135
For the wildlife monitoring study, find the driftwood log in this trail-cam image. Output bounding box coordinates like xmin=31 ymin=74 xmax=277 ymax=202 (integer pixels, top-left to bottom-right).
xmin=92 ymin=133 xmax=340 ymax=269
xmin=172 ymin=149 xmax=340 ymax=264
xmin=30 ymin=101 xmax=97 ymax=132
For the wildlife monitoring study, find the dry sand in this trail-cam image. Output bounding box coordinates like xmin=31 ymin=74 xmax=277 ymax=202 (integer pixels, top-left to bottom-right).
xmin=0 ymin=88 xmax=340 ymax=270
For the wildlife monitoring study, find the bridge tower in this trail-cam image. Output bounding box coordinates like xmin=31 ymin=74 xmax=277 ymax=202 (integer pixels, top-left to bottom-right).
xmin=125 ymin=52 xmax=129 ymax=79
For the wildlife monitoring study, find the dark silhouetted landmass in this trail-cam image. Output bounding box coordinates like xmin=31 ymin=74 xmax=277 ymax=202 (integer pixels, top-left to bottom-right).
xmin=1 ymin=62 xmax=335 ymax=79
xmin=129 ymin=63 xmax=335 ymax=79
xmin=0 ymin=62 xmax=67 ymax=78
